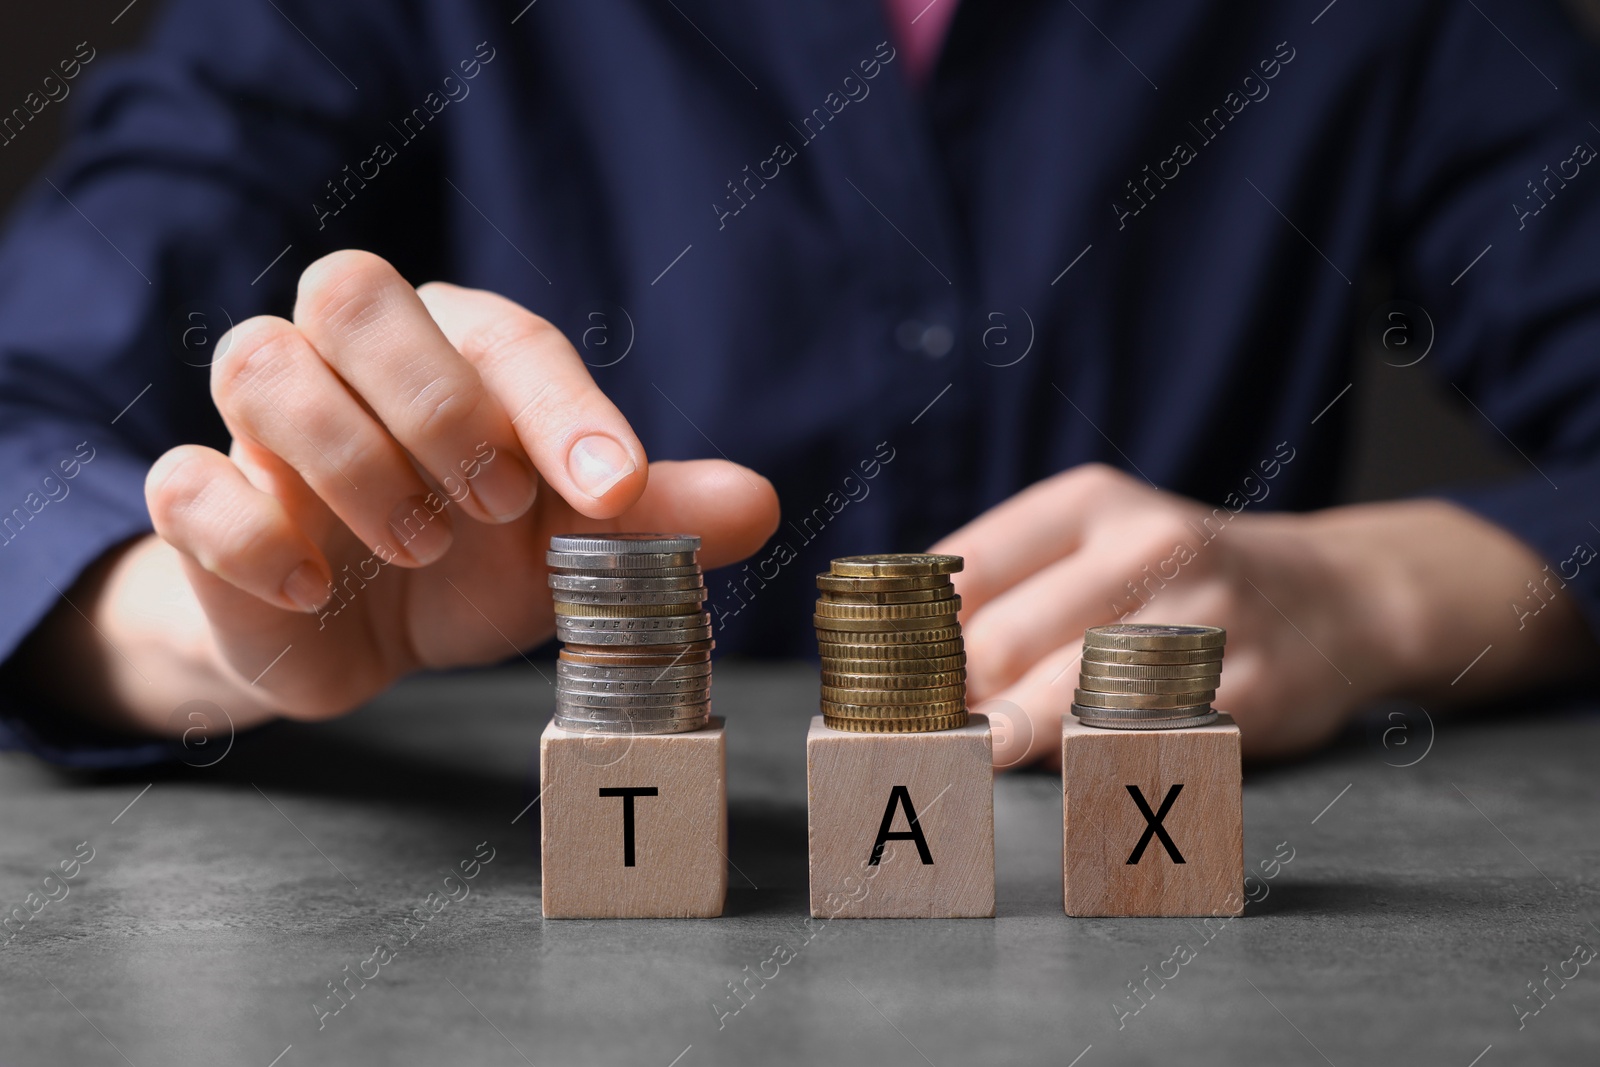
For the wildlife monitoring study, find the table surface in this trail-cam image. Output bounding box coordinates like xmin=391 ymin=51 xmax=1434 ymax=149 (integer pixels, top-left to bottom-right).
xmin=3 ymin=663 xmax=1597 ymax=1066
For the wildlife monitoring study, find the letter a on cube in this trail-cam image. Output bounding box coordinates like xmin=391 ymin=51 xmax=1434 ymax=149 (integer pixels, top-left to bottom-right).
xmin=806 ymin=714 xmax=994 ymax=918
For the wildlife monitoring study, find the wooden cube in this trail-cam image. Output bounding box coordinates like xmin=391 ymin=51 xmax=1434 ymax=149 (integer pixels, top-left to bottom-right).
xmin=806 ymin=713 xmax=994 ymax=919
xmin=539 ymin=718 xmax=726 ymax=918
xmin=1061 ymin=713 xmax=1242 ymax=917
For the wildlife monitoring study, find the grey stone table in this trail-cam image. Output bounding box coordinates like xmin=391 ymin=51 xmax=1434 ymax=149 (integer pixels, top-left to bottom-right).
xmin=2 ymin=663 xmax=1597 ymax=1066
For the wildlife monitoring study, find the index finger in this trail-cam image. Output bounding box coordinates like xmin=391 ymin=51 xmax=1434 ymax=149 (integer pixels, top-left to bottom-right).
xmin=418 ymin=282 xmax=648 ymax=518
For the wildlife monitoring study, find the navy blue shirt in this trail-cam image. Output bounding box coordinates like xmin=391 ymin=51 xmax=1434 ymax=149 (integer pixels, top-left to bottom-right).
xmin=4 ymin=0 xmax=1600 ymax=759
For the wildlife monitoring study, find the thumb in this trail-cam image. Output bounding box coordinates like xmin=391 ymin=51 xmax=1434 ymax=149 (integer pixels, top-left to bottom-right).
xmin=561 ymin=458 xmax=781 ymax=570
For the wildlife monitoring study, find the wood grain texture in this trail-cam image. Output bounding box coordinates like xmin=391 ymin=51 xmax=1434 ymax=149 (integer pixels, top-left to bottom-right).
xmin=806 ymin=714 xmax=994 ymax=919
xmin=540 ymin=718 xmax=726 ymax=919
xmin=1061 ymin=713 xmax=1242 ymax=917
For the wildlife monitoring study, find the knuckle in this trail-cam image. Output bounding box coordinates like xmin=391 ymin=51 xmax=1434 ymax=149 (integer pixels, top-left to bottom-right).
xmin=508 ymin=373 xmax=565 ymax=432
xmin=1144 ymin=514 xmax=1198 ymax=555
xmin=414 ymin=280 xmax=458 ymax=303
xmin=1043 ymin=461 xmax=1123 ymax=509
xmin=298 ymin=416 xmax=377 ymax=485
xmin=146 ymin=447 xmax=214 ymax=525
xmin=206 ymin=512 xmax=283 ymax=574
xmin=1072 ymin=461 xmax=1122 ymax=490
xmin=462 ymin=310 xmax=560 ymax=369
xmin=1187 ymin=581 xmax=1238 ymax=623
xmin=211 ymin=317 xmax=302 ymax=408
xmin=403 ymin=372 xmax=486 ymax=442
xmin=964 ymin=614 xmax=1022 ymax=687
xmin=296 ymin=249 xmax=397 ymax=337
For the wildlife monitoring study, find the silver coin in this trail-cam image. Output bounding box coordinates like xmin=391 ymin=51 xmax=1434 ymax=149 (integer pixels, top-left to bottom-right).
xmin=560 ymin=675 xmax=716 ymax=694
xmin=556 ymin=676 xmax=713 ymax=696
xmin=554 ymin=623 xmax=714 ymax=644
xmin=1072 ymin=706 xmax=1220 ymax=731
xmin=550 ymin=533 xmax=701 ymax=554
xmin=547 ymin=573 xmax=706 ymax=592
xmin=557 ymin=687 xmax=711 ymax=707
xmin=553 ymin=716 xmax=711 ymax=733
xmin=554 ymin=702 xmax=711 ymax=720
xmin=552 ymin=588 xmax=709 ymax=606
xmin=1083 ymin=624 xmax=1226 ymax=651
xmin=557 ymin=682 xmax=712 ymax=701
xmin=554 ymin=618 xmax=712 ymax=636
xmin=553 ymin=714 xmax=710 ymax=735
xmin=555 ymin=688 xmax=710 ymax=702
xmin=554 ymin=611 xmax=712 ymax=632
xmin=554 ymin=713 xmax=711 ymax=732
xmin=1067 ymin=701 xmax=1214 ymax=720
xmin=1075 ymin=674 xmax=1221 ymax=696
xmin=556 ymin=565 xmax=705 ymax=580
xmin=558 ymin=645 xmax=714 ymax=662
xmin=556 ymin=662 xmax=712 ymax=681
xmin=546 ymin=551 xmax=699 ymax=571
xmin=556 ymin=677 xmax=712 ymax=695
xmin=555 ymin=619 xmax=710 ymax=636
xmin=1073 ymin=688 xmax=1217 ymax=710
xmin=555 ymin=700 xmax=712 ymax=720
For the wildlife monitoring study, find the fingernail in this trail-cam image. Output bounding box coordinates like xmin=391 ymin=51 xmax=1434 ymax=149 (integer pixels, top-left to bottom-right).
xmin=567 ymin=435 xmax=635 ymax=499
xmin=387 ymin=494 xmax=453 ymax=565
xmin=470 ymin=451 xmax=537 ymax=522
xmin=283 ymin=562 xmax=331 ymax=612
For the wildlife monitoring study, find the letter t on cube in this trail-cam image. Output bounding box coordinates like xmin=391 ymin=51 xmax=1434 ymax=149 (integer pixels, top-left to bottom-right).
xmin=539 ymin=718 xmax=727 ymax=918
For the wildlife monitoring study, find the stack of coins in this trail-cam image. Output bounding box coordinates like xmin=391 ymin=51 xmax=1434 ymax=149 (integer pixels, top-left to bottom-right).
xmin=815 ymin=554 xmax=968 ymax=733
xmin=1073 ymin=624 xmax=1225 ymax=729
xmin=548 ymin=534 xmax=712 ymax=734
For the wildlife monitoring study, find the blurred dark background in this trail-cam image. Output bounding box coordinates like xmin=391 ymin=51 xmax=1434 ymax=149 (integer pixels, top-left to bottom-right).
xmin=8 ymin=0 xmax=1599 ymax=505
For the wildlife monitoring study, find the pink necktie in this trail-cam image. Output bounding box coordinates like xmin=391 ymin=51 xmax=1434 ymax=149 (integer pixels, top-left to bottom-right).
xmin=881 ymin=0 xmax=959 ymax=89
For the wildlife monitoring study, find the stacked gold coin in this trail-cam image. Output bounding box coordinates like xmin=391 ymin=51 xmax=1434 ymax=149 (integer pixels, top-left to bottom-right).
xmin=815 ymin=554 xmax=968 ymax=733
xmin=1073 ymin=624 xmax=1225 ymax=730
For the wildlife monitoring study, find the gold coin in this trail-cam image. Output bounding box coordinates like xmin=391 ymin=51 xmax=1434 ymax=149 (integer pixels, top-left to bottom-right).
xmin=830 ymin=554 xmax=964 ymax=577
xmin=554 ymin=602 xmax=707 ymax=617
xmin=814 ymin=596 xmax=960 ymax=620
xmin=1080 ymin=646 xmax=1223 ymax=666
xmin=822 ymin=669 xmax=966 ymax=690
xmin=1083 ymin=624 xmax=1225 ymax=651
xmin=1078 ymin=660 xmax=1222 ymax=680
xmin=812 ymin=620 xmax=962 ymax=639
xmin=815 ymin=574 xmax=954 ymax=594
xmin=560 ymin=649 xmax=712 ymax=666
xmin=822 ymin=698 xmax=966 ymax=718
xmin=1074 ymin=687 xmax=1216 ymax=709
xmin=816 ymin=587 xmax=953 ymax=605
xmin=823 ymin=712 xmax=969 ymax=733
xmin=816 ymin=639 xmax=965 ymax=661
xmin=821 ymin=683 xmax=966 ymax=706
xmin=1076 ymin=674 xmax=1220 ymax=695
xmin=819 ymin=653 xmax=966 ymax=674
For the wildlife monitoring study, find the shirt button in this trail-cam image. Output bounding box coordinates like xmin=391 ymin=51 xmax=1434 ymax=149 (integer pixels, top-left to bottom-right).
xmin=895 ymin=318 xmax=926 ymax=352
xmin=895 ymin=318 xmax=954 ymax=358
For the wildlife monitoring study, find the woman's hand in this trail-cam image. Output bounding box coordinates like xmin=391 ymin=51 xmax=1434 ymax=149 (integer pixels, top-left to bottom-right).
xmin=935 ymin=464 xmax=1595 ymax=766
xmin=28 ymin=251 xmax=780 ymax=735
